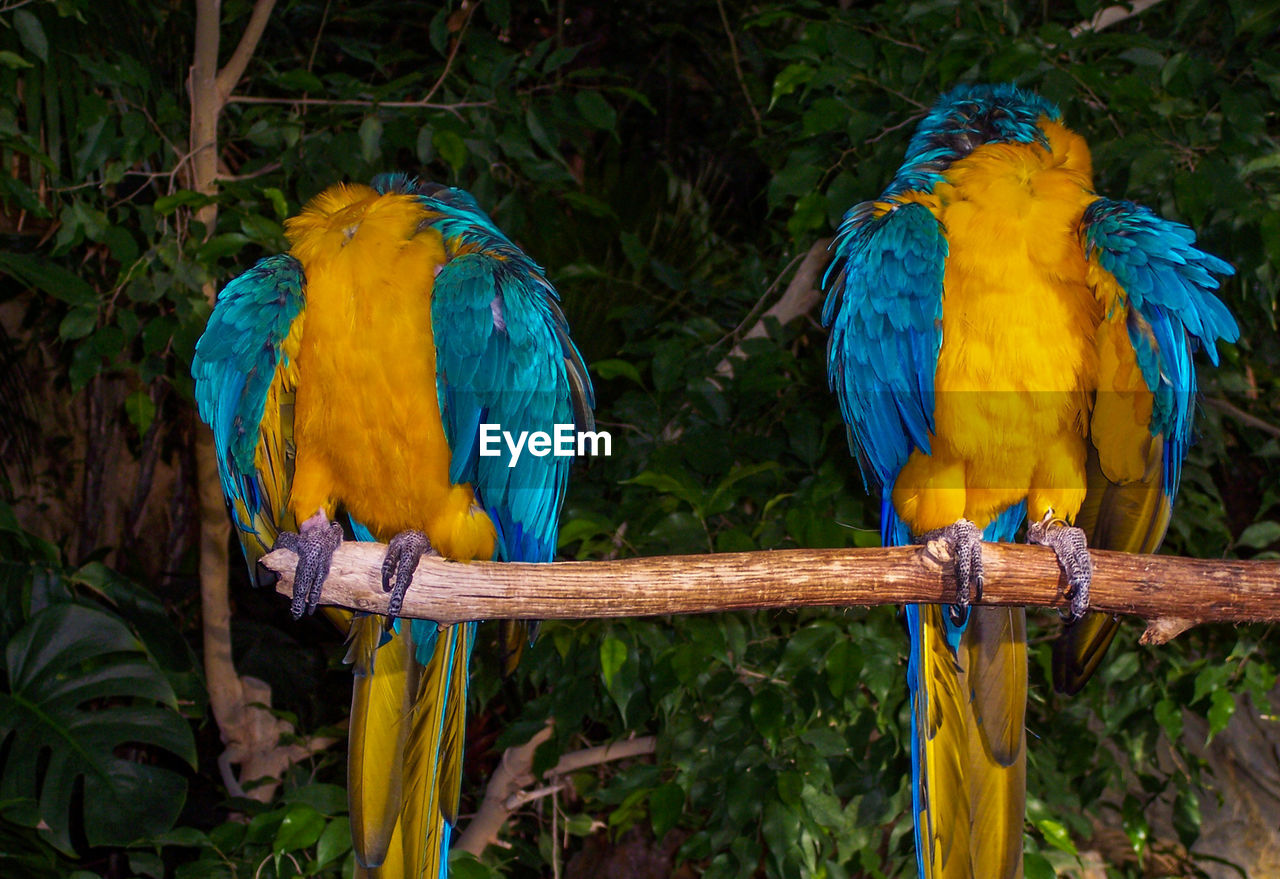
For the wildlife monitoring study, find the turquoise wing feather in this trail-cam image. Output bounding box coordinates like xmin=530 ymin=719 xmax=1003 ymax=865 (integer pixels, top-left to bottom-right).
xmin=822 ymin=200 xmax=946 ymax=491
xmin=191 ymin=254 xmax=306 ymax=569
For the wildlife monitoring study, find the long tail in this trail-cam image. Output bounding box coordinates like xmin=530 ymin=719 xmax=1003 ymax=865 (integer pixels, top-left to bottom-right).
xmin=898 ymin=502 xmax=1027 ymax=879
xmin=348 ymin=618 xmax=475 ymax=879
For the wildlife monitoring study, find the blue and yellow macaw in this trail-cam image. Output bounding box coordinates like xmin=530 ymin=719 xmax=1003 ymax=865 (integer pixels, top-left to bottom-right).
xmin=192 ymin=174 xmax=593 ymax=878
xmin=822 ymin=84 xmax=1236 ymax=877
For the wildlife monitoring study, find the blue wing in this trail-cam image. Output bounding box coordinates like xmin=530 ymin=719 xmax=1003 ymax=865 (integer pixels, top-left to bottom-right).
xmin=191 ymin=254 xmax=306 ymax=568
xmin=1080 ymin=198 xmax=1238 ymax=494
xmin=822 ymin=199 xmax=947 ymax=493
xmin=422 ymin=191 xmax=595 ymax=566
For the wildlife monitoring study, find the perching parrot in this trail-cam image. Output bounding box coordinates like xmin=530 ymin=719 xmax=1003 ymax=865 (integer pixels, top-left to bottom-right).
xmin=822 ymin=84 xmax=1237 ymax=878
xmin=192 ymin=173 xmax=593 ymax=878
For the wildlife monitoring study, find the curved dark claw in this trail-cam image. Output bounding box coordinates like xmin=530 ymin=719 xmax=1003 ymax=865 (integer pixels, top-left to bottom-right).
xmin=382 ymin=530 xmax=434 ymax=618
xmin=1028 ymin=515 xmax=1092 ymax=622
xmin=275 ymin=511 xmax=343 ymax=619
xmin=916 ymin=518 xmax=984 ymax=614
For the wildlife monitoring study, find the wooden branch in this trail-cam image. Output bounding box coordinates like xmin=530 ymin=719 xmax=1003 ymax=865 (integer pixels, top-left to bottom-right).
xmin=264 ymin=541 xmax=1280 ymax=633
xmin=215 ymin=0 xmax=280 ymax=99
xmin=1070 ymin=0 xmax=1166 ymax=36
xmin=714 ymin=237 xmax=833 ymax=379
xmin=457 ymin=721 xmax=657 ymax=856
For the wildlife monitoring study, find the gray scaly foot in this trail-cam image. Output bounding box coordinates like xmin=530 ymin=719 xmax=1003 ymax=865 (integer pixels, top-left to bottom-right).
xmin=273 ymin=509 xmax=343 ymax=619
xmin=1028 ymin=512 xmax=1092 ymax=621
xmin=916 ymin=518 xmax=984 ymax=621
xmin=381 ymin=529 xmax=433 ymax=618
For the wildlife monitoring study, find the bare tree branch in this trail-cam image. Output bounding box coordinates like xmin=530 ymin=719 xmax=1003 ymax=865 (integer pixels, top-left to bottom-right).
xmin=188 ymin=0 xmax=335 ymax=805
xmin=714 ymin=237 xmax=833 ymax=378
xmin=457 ymin=721 xmax=657 ymax=856
xmin=263 ymin=541 xmax=1280 ymax=638
xmin=215 ymin=0 xmax=280 ymax=99
xmin=1070 ymin=0 xmax=1167 ymax=37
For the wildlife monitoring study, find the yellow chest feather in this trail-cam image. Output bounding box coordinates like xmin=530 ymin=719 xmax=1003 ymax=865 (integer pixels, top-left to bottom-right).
xmin=891 ymin=124 xmax=1105 ymax=531
xmin=283 ymin=185 xmax=496 ymax=561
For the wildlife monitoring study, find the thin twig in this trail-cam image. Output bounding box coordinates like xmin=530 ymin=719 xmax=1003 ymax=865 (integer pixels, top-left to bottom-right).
xmin=215 ymin=0 xmax=280 ymax=99
xmin=226 ymin=95 xmax=494 ymax=113
xmin=715 ymin=0 xmax=763 ymax=138
xmin=217 ymin=161 xmax=283 ymax=183
xmin=1070 ymin=0 xmax=1167 ymax=36
xmin=422 ymin=1 xmax=476 ymax=104
xmin=1204 ymin=396 xmax=1280 ymax=440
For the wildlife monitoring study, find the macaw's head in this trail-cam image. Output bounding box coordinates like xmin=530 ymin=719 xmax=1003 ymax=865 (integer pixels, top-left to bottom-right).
xmin=888 ymin=83 xmax=1064 ymax=197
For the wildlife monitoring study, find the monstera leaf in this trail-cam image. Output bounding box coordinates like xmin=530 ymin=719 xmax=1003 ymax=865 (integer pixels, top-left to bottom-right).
xmin=0 ymin=602 xmax=197 ymax=853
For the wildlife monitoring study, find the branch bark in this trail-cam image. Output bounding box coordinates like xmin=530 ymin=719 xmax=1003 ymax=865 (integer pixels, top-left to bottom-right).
xmin=456 ymin=721 xmax=657 ymax=856
xmin=714 ymin=238 xmax=833 ymax=379
xmin=1070 ymin=0 xmax=1167 ymax=36
xmin=264 ymin=541 xmax=1280 ymax=635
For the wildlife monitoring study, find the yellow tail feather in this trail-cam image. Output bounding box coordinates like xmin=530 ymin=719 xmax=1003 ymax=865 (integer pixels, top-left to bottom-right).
xmin=917 ymin=605 xmax=1026 ymax=879
xmin=400 ymin=623 xmax=472 ymax=879
xmin=347 ymin=616 xmax=417 ymax=867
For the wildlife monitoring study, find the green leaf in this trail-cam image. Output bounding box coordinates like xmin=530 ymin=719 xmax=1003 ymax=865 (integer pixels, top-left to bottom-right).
xmin=787 ymin=191 xmax=828 ymax=240
xmin=592 ymin=358 xmax=642 ymax=385
xmin=1206 ymin=688 xmax=1235 ymax=742
xmin=1172 ymin=787 xmax=1202 ymax=847
xmin=0 ymin=604 xmax=196 ymax=853
xmin=1023 ymin=851 xmax=1055 ymax=879
xmin=648 ymin=781 xmax=683 ymax=839
xmin=0 ymin=252 xmax=97 ymax=306
xmin=262 ymin=187 xmax=289 ymax=222
xmin=13 ymin=10 xmax=48 ymax=64
xmin=0 ymin=50 xmax=34 ymax=69
xmin=433 ymin=129 xmax=467 ymax=172
xmin=283 ymin=782 xmax=348 ymax=816
xmin=600 ymin=635 xmax=626 ymax=690
xmin=58 ymin=306 xmax=97 ymax=341
xmin=1121 ymin=793 xmax=1148 ymax=856
xmin=1237 ymin=521 xmax=1280 ymax=550
xmin=1154 ymin=697 xmax=1183 ymax=741
xmin=769 ymin=63 xmax=814 ymax=109
xmin=1033 ymin=817 xmax=1078 ymax=855
xmin=358 ymin=115 xmax=383 ymax=164
xmin=124 ymin=390 xmax=155 ymax=437
xmin=153 ymin=190 xmax=210 ymax=216
xmin=824 ymin=639 xmax=862 ymax=698
xmin=574 ymin=91 xmax=617 ymax=132
xmin=274 ymin=803 xmax=325 ymax=853
xmin=749 ymin=686 xmax=785 ymax=742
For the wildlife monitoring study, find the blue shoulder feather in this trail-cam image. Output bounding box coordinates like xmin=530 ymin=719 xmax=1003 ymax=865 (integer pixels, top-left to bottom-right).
xmin=823 ymin=200 xmax=946 ymax=492
xmin=1081 ymin=198 xmax=1237 ymax=492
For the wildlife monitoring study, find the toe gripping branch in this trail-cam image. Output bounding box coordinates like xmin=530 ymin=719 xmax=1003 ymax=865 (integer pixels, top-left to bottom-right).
xmin=274 ymin=519 xmax=344 ymax=619
xmin=382 ymin=530 xmax=433 ymax=619
xmin=1027 ymin=514 xmax=1092 ymax=621
xmin=916 ymin=518 xmax=985 ymax=624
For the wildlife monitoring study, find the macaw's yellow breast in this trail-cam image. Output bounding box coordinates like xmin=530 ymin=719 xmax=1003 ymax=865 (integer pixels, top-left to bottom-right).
xmin=891 ymin=122 xmax=1105 ymax=532
xmin=284 ymin=184 xmax=496 ymax=561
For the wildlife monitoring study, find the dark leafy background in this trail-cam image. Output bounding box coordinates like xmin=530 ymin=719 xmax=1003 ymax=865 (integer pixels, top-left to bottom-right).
xmin=0 ymin=0 xmax=1277 ymax=877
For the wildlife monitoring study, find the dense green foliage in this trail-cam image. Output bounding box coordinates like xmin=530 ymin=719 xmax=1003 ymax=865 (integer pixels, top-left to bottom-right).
xmin=0 ymin=0 xmax=1278 ymax=876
